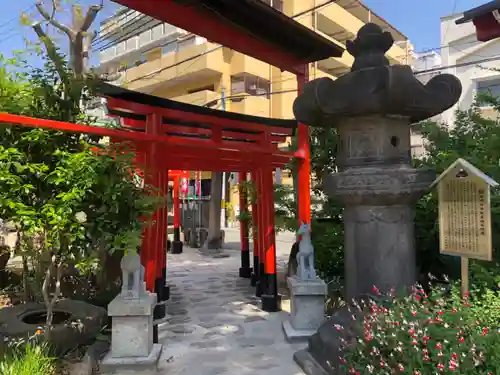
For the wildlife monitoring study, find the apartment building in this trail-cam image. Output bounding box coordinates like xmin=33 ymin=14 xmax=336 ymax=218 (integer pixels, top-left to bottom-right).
xmin=96 ymin=0 xmax=412 ymax=211
xmin=411 ymin=50 xmax=444 ymax=157
xmin=439 ymin=12 xmax=500 ymax=125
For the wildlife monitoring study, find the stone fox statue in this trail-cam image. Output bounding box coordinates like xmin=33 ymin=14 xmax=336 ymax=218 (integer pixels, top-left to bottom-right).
xmin=296 ymin=222 xmax=316 ymax=281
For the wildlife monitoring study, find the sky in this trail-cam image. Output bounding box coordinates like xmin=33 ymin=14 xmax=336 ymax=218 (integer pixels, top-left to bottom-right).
xmin=0 ymin=0 xmax=494 ymax=64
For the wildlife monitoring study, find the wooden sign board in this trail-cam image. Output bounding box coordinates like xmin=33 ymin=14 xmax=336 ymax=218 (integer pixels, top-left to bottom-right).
xmin=431 ymin=158 xmax=498 ymax=261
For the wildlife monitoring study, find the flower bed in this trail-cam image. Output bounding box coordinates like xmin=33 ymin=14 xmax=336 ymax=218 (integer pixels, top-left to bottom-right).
xmin=340 ymin=285 xmax=500 ymax=375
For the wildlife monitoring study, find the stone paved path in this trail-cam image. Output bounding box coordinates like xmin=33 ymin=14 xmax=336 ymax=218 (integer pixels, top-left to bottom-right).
xmin=157 ymin=229 xmax=305 ymax=375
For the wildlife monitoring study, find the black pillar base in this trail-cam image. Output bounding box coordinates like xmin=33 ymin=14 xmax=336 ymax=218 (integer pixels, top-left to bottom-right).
xmin=251 ymin=272 xmax=258 ymax=286
xmin=153 ymin=276 xmax=164 ymax=345
xmin=239 ymin=267 xmax=252 ymax=278
xmin=163 ymin=284 xmax=170 ymax=301
xmin=153 ymin=325 xmax=158 ymax=344
xmin=171 ymin=240 xmax=183 ymax=254
xmin=240 ymin=250 xmax=251 ymax=278
xmin=251 ymin=255 xmax=259 ymax=286
xmin=255 ymin=280 xmax=263 ymax=297
xmin=261 ymin=273 xmax=279 ymax=312
xmin=256 ymin=269 xmax=267 ymax=297
xmin=154 ymin=277 xmax=166 ymax=318
xmin=261 ymin=293 xmax=282 ymax=312
xmin=166 ymin=240 xmax=172 ymax=253
xmin=162 ymin=267 xmax=169 ymax=300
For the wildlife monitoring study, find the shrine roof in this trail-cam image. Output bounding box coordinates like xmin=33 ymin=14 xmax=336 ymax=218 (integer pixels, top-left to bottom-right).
xmin=111 ymin=0 xmax=344 ymax=74
xmin=97 ymin=82 xmax=296 ymax=144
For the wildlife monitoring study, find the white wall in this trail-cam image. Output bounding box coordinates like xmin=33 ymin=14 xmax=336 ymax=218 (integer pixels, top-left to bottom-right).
xmin=439 ymin=13 xmax=500 ymax=126
xmin=411 ymin=51 xmax=443 ymax=157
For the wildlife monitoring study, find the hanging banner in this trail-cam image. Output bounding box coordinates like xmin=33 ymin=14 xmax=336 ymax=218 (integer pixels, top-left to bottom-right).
xmin=181 ymin=178 xmax=188 ymax=196
xmin=195 ymin=171 xmax=202 ymax=197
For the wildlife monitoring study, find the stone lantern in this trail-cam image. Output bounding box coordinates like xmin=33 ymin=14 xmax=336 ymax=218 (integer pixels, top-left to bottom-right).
xmin=292 ymin=23 xmax=462 ymax=375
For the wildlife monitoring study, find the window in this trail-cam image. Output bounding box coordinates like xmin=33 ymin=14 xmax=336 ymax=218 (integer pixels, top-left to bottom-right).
xmin=135 ymin=55 xmax=147 ymax=66
xmin=272 ymin=0 xmax=283 ymax=12
xmin=126 ymin=37 xmax=137 ymax=51
xmin=162 ymin=41 xmax=178 ymax=56
xmin=477 ymin=79 xmax=500 ymax=106
xmin=231 ymin=75 xmax=270 ymax=99
xmin=178 ymin=36 xmax=196 ymax=50
xmin=139 ymin=30 xmax=151 ymax=47
xmin=260 ymin=0 xmax=283 ymax=11
xmin=115 ymin=41 xmax=126 ymax=55
xmin=151 ymin=24 xmax=164 ymax=40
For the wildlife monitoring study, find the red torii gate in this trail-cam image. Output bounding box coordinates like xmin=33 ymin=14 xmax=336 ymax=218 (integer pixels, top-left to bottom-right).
xmin=0 ymin=0 xmax=344 ymax=320
xmin=99 ymin=82 xmax=296 ymax=311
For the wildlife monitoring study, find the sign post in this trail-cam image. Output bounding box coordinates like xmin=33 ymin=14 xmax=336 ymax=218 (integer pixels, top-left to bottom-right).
xmin=431 ymin=158 xmax=498 ymax=298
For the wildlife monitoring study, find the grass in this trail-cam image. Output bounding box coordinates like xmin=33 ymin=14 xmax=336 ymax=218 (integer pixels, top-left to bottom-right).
xmin=0 ymin=343 xmax=55 ymax=375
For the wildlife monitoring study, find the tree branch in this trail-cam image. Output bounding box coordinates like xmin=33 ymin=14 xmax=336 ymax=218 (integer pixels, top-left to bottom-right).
xmin=32 ymin=22 xmax=67 ymax=78
xmin=80 ymin=4 xmax=104 ymax=32
xmin=35 ymin=0 xmax=74 ymax=38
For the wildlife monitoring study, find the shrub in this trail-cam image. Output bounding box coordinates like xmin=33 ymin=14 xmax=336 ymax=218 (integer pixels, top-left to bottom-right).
xmin=0 ymin=343 xmax=54 ymax=375
xmin=341 ymin=285 xmax=500 ymax=375
xmin=311 ymin=218 xmax=344 ymax=281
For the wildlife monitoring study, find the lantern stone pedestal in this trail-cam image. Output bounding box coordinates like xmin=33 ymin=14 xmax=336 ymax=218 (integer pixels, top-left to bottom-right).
xmin=291 ymin=23 xmax=462 ymax=375
xmin=282 ymin=276 xmax=326 ymax=342
xmin=100 ymin=253 xmax=162 ymax=375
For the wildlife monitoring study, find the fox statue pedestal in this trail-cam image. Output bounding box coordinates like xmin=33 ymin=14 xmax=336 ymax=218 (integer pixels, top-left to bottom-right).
xmin=283 ymin=276 xmax=327 ymax=342
xmin=283 ymin=223 xmax=326 ymax=342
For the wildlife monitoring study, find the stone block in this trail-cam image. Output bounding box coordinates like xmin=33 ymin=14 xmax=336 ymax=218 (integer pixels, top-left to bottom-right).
xmin=283 ymin=276 xmax=326 ymax=342
xmin=110 ymin=315 xmax=154 ymax=358
xmin=100 ymin=343 xmax=162 ymax=375
xmin=107 ymin=293 xmax=156 ymax=358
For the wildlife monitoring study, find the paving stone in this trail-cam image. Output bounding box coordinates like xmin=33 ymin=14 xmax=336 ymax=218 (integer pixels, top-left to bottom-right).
xmin=169 ymin=325 xmax=195 ymax=334
xmin=235 ymin=337 xmax=275 ymax=348
xmin=169 ymin=316 xmax=191 ymax=324
xmin=189 ymin=340 xmax=224 ymax=349
xmin=243 ymin=316 xmax=267 ymax=323
xmin=249 ymin=362 xmax=279 ymax=370
xmin=198 ymin=314 xmax=216 ymax=323
xmin=170 ymin=309 xmax=189 ymax=316
xmin=205 ymin=366 xmax=228 ymax=375
xmin=160 ymin=233 xmax=305 ymax=375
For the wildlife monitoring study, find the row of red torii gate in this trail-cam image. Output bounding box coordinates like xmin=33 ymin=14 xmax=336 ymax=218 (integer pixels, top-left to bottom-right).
xmin=0 ymin=0 xmax=345 ymax=316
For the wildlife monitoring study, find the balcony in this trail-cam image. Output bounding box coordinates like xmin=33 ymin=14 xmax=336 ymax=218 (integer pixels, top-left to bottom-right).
xmin=230 ymin=95 xmax=270 ymax=117
xmin=230 ymin=52 xmax=270 ymax=80
xmin=172 ymin=90 xmax=220 ymax=107
xmin=316 ymin=2 xmax=409 ymax=65
xmin=124 ymin=42 xmax=225 ymax=93
xmin=99 ymin=22 xmax=187 ymax=65
xmin=313 ymin=29 xmax=353 ymax=77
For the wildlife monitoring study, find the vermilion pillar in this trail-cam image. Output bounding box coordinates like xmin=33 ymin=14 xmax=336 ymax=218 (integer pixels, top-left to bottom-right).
xmin=143 ymin=113 xmax=165 ymax=343
xmin=296 ymin=65 xmax=311 ymax=227
xmin=160 ymin=169 xmax=170 ymax=300
xmin=250 ymin=170 xmax=260 ymax=288
xmin=256 ymin=169 xmax=266 ymax=297
xmin=238 ymin=171 xmax=251 ymax=278
xmin=171 ymin=175 xmax=183 ymax=254
xmin=155 ymin=168 xmax=168 ymax=307
xmin=261 ymin=168 xmax=280 ymax=312
xmin=143 ymin=114 xmax=162 ymax=295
